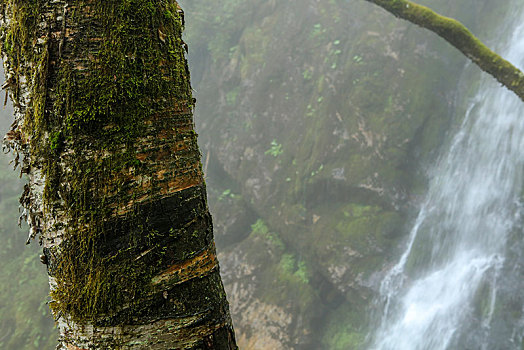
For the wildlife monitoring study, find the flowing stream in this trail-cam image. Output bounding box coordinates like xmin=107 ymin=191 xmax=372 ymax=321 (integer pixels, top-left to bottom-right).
xmin=371 ymin=8 xmax=524 ymax=350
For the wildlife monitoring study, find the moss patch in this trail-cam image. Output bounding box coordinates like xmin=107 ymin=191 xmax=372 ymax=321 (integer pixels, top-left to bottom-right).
xmin=2 ymin=0 xmax=196 ymax=324
xmin=321 ymin=302 xmax=368 ymax=350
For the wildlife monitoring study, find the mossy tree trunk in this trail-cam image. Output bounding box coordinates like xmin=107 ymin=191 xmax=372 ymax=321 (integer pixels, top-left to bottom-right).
xmin=0 ymin=0 xmax=237 ymax=349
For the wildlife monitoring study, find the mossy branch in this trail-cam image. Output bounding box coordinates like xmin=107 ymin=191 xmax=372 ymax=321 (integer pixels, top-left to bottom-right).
xmin=364 ymin=0 xmax=524 ymax=101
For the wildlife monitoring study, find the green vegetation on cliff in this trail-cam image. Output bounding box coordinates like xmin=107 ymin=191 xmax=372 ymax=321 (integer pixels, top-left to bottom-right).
xmin=183 ymin=0 xmax=512 ymax=347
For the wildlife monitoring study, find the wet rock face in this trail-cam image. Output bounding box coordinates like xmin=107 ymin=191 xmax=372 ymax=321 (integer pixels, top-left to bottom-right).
xmin=182 ymin=0 xmax=510 ymax=347
xmin=219 ymin=248 xmax=296 ymax=350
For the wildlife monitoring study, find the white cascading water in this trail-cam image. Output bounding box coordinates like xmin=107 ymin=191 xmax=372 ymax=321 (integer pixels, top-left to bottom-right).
xmin=371 ymin=7 xmax=524 ymax=350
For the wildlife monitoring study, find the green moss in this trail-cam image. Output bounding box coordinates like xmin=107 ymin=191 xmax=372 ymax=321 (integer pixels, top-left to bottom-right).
xmin=278 ymin=253 xmax=310 ymax=284
xmin=239 ymin=219 xmax=317 ymax=310
xmin=251 ymin=218 xmax=285 ymax=251
xmin=330 ymin=332 xmax=365 ymax=350
xmin=2 ymin=0 xmax=195 ymax=324
xmin=321 ymin=303 xmax=368 ymax=350
xmin=335 ymin=203 xmax=402 ymax=250
xmin=472 ymin=281 xmax=496 ymax=320
xmin=49 ymin=131 xmax=63 ymax=152
xmin=369 ymin=0 xmax=524 ymax=101
xmin=279 ymin=253 xmax=295 ymax=274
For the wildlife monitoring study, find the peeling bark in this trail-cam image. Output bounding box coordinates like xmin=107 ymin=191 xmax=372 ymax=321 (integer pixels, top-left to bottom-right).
xmin=365 ymin=0 xmax=524 ymax=101
xmin=0 ymin=0 xmax=237 ymax=348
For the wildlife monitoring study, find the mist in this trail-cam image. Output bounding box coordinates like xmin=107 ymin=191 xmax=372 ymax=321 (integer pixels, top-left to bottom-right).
xmin=1 ymin=0 xmax=522 ymax=349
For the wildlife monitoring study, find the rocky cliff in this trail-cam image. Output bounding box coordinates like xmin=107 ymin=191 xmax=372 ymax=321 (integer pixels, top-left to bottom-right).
xmin=182 ymin=0 xmax=511 ymax=348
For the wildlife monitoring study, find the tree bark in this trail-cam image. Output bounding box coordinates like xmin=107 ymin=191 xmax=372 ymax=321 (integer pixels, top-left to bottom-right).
xmin=0 ymin=0 xmax=237 ymax=349
xmin=365 ymin=0 xmax=524 ymax=102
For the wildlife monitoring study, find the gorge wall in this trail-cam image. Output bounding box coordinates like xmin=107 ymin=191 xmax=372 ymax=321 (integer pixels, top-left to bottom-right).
xmin=183 ymin=0 xmax=511 ymax=348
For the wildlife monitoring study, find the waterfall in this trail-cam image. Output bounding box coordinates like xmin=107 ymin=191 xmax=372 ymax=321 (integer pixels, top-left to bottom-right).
xmin=371 ymin=8 xmax=524 ymax=350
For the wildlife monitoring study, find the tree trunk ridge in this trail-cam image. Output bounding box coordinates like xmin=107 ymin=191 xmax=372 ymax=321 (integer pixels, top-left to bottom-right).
xmin=0 ymin=0 xmax=237 ymax=348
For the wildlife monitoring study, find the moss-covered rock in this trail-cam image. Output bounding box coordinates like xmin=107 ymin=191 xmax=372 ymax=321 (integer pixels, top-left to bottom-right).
xmin=182 ymin=0 xmax=513 ymax=347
